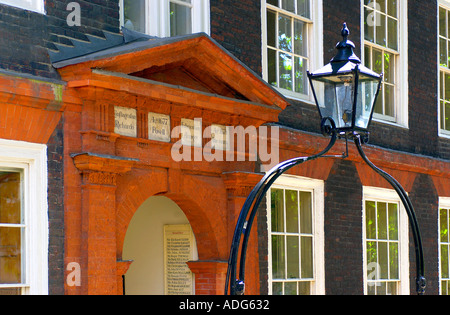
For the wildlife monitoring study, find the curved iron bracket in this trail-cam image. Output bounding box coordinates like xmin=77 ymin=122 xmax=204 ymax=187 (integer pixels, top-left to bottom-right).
xmin=225 ymin=126 xmax=426 ymax=295
xmin=225 ymin=124 xmax=339 ymax=295
xmin=354 ymin=133 xmax=426 ymax=295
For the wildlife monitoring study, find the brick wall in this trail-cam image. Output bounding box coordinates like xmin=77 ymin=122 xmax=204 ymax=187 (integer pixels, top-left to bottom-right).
xmin=324 ymin=160 xmax=364 ymax=295
xmin=0 ymin=4 xmax=55 ymax=78
xmin=0 ymin=0 xmax=121 ymax=79
xmin=210 ymin=0 xmax=262 ymax=75
xmin=47 ymin=118 xmax=65 ymax=295
xmin=409 ymin=174 xmax=440 ymax=295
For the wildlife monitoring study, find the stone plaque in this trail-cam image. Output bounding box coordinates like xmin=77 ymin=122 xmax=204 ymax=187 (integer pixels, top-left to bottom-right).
xmin=181 ymin=118 xmax=202 ymax=147
xmin=114 ymin=106 xmax=137 ymax=137
xmin=148 ymin=112 xmax=171 ymax=142
xmin=164 ymin=225 xmax=194 ymax=295
xmin=211 ymin=124 xmax=229 ymax=151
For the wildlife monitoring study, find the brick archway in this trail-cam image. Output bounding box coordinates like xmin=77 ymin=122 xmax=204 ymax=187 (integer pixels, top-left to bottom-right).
xmin=115 ymin=167 xmax=229 ymax=295
xmin=115 ymin=168 xmax=223 ymax=262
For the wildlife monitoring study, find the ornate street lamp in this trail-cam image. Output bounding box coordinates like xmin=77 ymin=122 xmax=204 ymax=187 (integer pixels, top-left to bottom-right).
xmin=308 ymin=23 xmax=382 ymax=136
xmin=225 ymin=23 xmax=426 ymax=296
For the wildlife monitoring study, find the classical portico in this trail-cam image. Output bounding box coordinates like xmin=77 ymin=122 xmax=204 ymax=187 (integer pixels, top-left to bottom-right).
xmin=55 ymin=32 xmax=288 ymax=295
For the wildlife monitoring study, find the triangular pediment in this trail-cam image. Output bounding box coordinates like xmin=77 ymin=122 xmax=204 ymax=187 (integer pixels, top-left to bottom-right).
xmin=54 ymin=32 xmax=289 ymax=109
xmin=128 ymin=59 xmax=249 ymax=101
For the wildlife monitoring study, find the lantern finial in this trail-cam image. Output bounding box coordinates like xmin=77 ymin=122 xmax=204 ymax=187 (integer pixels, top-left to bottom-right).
xmin=331 ymin=23 xmax=361 ymax=64
xmin=341 ymin=23 xmax=349 ymax=40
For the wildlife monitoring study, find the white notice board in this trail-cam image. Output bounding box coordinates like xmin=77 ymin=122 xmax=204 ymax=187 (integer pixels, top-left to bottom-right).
xmin=164 ymin=225 xmax=195 ymax=295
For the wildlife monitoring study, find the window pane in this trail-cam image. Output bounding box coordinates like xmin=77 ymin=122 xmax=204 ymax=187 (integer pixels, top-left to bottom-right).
xmin=293 ymin=20 xmax=307 ymax=56
xmin=366 ymin=201 xmax=376 ymax=239
xmin=279 ymin=53 xmax=293 ymax=91
xmin=378 ymin=0 xmax=386 ymax=14
xmin=384 ymin=52 xmax=395 ymax=84
xmin=442 ymin=281 xmax=448 ymax=295
xmin=287 ymin=236 xmax=300 ymax=279
xmin=364 ymin=7 xmax=375 ymax=43
xmin=267 ymin=10 xmax=277 ymax=48
xmin=268 ymin=0 xmax=278 ymax=6
xmin=286 ymin=190 xmax=299 ymax=233
xmin=271 ymin=189 xmax=284 ymax=232
xmin=446 ymin=102 xmax=450 ymax=131
xmin=301 ymin=236 xmax=313 ymax=278
xmin=441 ymin=101 xmax=446 ymax=130
xmin=272 ymin=235 xmax=285 ymax=279
xmin=300 ymin=192 xmax=312 ymax=234
xmin=268 ymin=48 xmax=277 ymax=87
xmin=388 ymin=203 xmax=398 ymax=240
xmin=385 ymin=84 xmax=395 ymax=117
xmin=387 ymin=17 xmax=397 ymax=50
xmin=442 ymin=244 xmax=449 ymax=279
xmin=372 ymin=48 xmax=383 ymax=74
xmin=367 ymin=282 xmax=376 ymax=295
xmin=448 ymin=11 xmax=450 ymax=41
xmin=440 ymin=7 xmax=447 ymax=38
xmin=294 ymin=57 xmax=307 ymax=95
xmin=170 ymin=2 xmax=192 ymax=36
xmin=297 ymin=0 xmax=310 ymax=18
xmin=387 ymin=0 xmax=397 ymax=18
xmin=440 ymin=208 xmax=448 ymax=243
xmin=298 ymin=281 xmax=311 ymax=295
xmin=279 ymin=14 xmax=293 ymax=53
xmin=0 ymin=172 xmax=21 ymax=225
xmin=282 ymin=0 xmax=295 ymax=13
xmin=389 ymin=242 xmax=399 ymax=279
xmin=0 ymin=227 xmax=22 ymax=284
xmin=366 ymin=241 xmax=377 ymax=272
xmin=376 ymin=14 xmax=386 ymax=47
xmin=272 ymin=282 xmax=283 ymax=295
xmin=387 ymin=282 xmax=398 ymax=295
xmin=123 ymin=0 xmax=146 ymax=33
xmin=376 ymin=281 xmax=387 ymax=295
xmin=364 ymin=46 xmax=371 ymax=68
xmin=445 ymin=74 xmax=450 ymax=101
xmin=374 ymin=87 xmax=383 ymax=114
xmin=378 ymin=241 xmax=389 ymax=279
xmin=377 ymin=202 xmax=388 ymax=240
xmin=440 ymin=38 xmax=448 ymax=67
xmin=284 ymin=282 xmax=297 ymax=295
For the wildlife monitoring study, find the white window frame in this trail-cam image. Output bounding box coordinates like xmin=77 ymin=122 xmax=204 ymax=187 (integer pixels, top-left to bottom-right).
xmin=0 ymin=0 xmax=45 ymax=14
xmin=439 ymin=196 xmax=450 ymax=295
xmin=438 ymin=1 xmax=450 ymax=138
xmin=119 ymin=0 xmax=210 ymax=37
xmin=361 ymin=0 xmax=409 ymax=128
xmin=267 ymin=175 xmax=325 ymax=295
xmin=362 ymin=187 xmax=410 ymax=295
xmin=0 ymin=139 xmax=48 ymax=295
xmin=261 ymin=0 xmax=323 ymax=103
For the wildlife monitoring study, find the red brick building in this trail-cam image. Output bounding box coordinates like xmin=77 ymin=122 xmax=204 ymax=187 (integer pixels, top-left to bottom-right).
xmin=0 ymin=0 xmax=449 ymax=296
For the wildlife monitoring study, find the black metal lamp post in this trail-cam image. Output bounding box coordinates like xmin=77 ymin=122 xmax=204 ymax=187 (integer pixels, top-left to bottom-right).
xmin=225 ymin=23 xmax=426 ymax=295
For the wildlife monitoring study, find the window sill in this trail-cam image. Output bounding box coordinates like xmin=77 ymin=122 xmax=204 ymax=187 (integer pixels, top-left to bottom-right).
xmin=0 ymin=1 xmax=46 ymax=14
xmin=371 ymin=117 xmax=409 ymax=130
xmin=439 ymin=131 xmax=450 ymax=139
xmin=275 ymin=87 xmax=316 ymax=106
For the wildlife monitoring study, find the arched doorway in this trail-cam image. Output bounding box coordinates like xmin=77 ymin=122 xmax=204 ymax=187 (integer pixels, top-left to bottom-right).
xmin=122 ymin=196 xmax=198 ymax=295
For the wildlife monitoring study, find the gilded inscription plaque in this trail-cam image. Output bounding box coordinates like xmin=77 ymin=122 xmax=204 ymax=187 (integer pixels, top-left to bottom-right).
xmin=148 ymin=112 xmax=171 ymax=142
xmin=114 ymin=106 xmax=137 ymax=137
